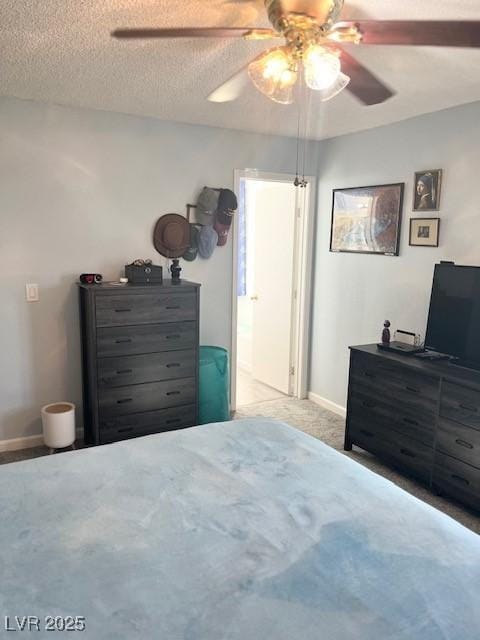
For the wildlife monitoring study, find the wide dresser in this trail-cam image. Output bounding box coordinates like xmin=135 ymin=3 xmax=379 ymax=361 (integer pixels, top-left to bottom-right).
xmin=345 ymin=344 xmax=480 ymax=512
xmin=78 ymin=280 xmax=200 ymax=445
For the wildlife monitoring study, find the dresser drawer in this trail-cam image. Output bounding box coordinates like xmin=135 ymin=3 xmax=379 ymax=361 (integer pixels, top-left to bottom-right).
xmin=350 ymin=373 xmax=438 ymax=413
xmin=98 ymin=350 xmax=196 ymax=388
xmin=95 ymin=292 xmax=196 ymax=327
xmin=437 ymin=417 xmax=480 ymax=469
xmin=99 ymin=405 xmax=197 ymax=444
xmin=349 ymin=416 xmax=433 ymax=483
xmin=440 ymin=381 xmax=480 ymax=430
xmin=348 ymin=415 xmax=385 ymax=450
xmin=351 ymin=351 xmax=419 ymax=383
xmin=433 ymin=452 xmax=480 ymax=511
xmin=351 ymin=352 xmax=439 ymax=406
xmin=98 ymin=378 xmax=196 ymax=418
xmin=96 ymin=322 xmax=197 ymax=357
xmin=349 ymin=390 xmax=435 ymax=447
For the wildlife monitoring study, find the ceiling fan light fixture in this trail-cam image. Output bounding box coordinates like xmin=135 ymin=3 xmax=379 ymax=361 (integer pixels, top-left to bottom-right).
xmin=303 ymin=44 xmax=341 ymax=91
xmin=248 ymin=46 xmax=297 ymax=104
xmin=316 ymin=71 xmax=350 ymax=101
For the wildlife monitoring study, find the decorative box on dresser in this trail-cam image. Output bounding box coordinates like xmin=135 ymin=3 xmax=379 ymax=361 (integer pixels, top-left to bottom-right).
xmin=345 ymin=345 xmax=480 ymax=512
xmin=78 ymin=280 xmax=200 ymax=445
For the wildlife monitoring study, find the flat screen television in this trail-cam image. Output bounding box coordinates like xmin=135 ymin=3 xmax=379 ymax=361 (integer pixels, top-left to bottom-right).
xmin=425 ymin=263 xmax=480 ymax=369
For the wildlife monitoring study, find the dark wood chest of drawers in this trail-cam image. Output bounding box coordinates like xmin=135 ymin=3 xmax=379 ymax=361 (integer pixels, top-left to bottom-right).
xmin=79 ymin=280 xmax=200 ymax=445
xmin=345 ymin=345 xmax=480 ymax=512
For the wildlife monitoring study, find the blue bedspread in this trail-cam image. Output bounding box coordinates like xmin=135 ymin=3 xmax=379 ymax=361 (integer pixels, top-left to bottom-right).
xmin=1 ymin=419 xmax=479 ymax=639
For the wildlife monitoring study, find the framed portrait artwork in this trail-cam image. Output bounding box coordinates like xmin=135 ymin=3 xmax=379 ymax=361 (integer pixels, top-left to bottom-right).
xmin=413 ymin=169 xmax=442 ymax=211
xmin=330 ymin=183 xmax=404 ymax=256
xmin=409 ymin=217 xmax=440 ymax=247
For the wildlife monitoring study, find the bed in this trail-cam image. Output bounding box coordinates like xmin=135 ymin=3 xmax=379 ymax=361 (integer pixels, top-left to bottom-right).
xmin=1 ymin=418 xmax=479 ymax=639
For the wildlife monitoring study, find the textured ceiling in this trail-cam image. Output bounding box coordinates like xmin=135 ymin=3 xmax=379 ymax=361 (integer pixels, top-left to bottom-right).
xmin=1 ymin=1 xmax=479 ymax=139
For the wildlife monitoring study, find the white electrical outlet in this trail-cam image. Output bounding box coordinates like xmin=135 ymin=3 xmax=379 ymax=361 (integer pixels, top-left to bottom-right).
xmin=25 ymin=283 xmax=39 ymax=302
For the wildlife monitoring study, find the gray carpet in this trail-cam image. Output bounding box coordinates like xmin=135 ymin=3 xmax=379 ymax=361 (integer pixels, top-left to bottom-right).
xmin=236 ymin=397 xmax=480 ymax=535
xmin=1 ymin=398 xmax=478 ymax=534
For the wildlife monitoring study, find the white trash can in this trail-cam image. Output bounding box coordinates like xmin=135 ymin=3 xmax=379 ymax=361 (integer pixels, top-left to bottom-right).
xmin=41 ymin=402 xmax=76 ymax=449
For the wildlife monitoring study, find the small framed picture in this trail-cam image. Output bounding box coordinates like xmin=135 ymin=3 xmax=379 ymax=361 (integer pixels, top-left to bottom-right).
xmin=409 ymin=218 xmax=440 ymax=247
xmin=413 ymin=169 xmax=442 ymax=211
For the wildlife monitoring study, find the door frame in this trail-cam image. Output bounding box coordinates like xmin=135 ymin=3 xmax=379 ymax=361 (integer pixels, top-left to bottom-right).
xmin=231 ymin=169 xmax=316 ymax=411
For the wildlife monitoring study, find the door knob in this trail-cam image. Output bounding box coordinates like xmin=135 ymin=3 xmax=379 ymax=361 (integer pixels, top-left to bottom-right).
xmin=250 ymin=295 xmax=258 ymax=301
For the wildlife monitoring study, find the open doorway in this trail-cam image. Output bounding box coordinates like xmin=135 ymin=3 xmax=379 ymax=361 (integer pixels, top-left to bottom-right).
xmin=231 ymin=171 xmax=315 ymax=411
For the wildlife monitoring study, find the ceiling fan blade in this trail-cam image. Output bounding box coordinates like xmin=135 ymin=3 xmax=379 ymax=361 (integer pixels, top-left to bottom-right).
xmin=208 ymin=67 xmax=250 ymax=103
xmin=335 ymin=20 xmax=480 ymax=47
xmin=111 ymin=27 xmax=278 ymax=40
xmin=340 ymin=49 xmax=394 ymax=105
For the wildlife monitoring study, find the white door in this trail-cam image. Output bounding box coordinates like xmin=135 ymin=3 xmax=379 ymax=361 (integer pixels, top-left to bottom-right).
xmin=248 ymin=180 xmax=297 ymax=394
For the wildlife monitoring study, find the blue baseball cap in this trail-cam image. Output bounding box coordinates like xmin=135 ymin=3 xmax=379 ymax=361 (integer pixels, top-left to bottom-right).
xmin=197 ymin=225 xmax=218 ymax=259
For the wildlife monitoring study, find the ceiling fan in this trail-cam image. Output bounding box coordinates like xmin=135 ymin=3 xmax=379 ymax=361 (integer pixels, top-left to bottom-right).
xmin=112 ymin=0 xmax=480 ymax=106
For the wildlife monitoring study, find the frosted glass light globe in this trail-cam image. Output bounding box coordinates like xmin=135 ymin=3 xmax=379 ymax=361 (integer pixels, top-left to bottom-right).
xmin=303 ymin=45 xmax=341 ymax=91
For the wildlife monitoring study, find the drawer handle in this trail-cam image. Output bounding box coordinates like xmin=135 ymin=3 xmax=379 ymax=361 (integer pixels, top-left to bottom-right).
xmin=166 ymin=391 xmax=181 ymax=396
xmin=362 ymin=400 xmax=376 ymax=409
xmin=359 ymin=428 xmax=374 ymax=437
xmin=118 ymin=427 xmax=134 ymax=434
xmin=166 ymin=363 xmax=181 ymax=368
xmin=400 ymin=448 xmax=416 ymax=458
xmin=115 ymin=308 xmax=132 ymax=313
xmin=455 ymin=438 xmax=474 ymax=450
xmin=166 ymin=334 xmax=181 ymax=340
xmin=116 ymin=369 xmax=132 ymax=375
xmin=166 ymin=418 xmax=181 ymax=425
xmin=405 ymin=386 xmax=420 ymax=394
xmin=403 ymin=418 xmax=419 ymax=426
xmin=117 ymin=398 xmax=133 ymax=404
xmin=115 ymin=338 xmax=132 ymax=344
xmin=364 ymin=371 xmax=375 ymax=379
xmin=459 ymin=403 xmax=478 ymax=413
xmin=166 ymin=305 xmax=181 ymax=310
xmin=451 ymin=474 xmax=470 ymax=486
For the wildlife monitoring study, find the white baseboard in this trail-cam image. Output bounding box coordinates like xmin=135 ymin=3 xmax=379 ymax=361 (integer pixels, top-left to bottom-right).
xmin=237 ymin=361 xmax=252 ymax=374
xmin=308 ymin=392 xmax=346 ymax=419
xmin=0 ymin=433 xmax=45 ymax=453
xmin=0 ymin=429 xmax=84 ymax=453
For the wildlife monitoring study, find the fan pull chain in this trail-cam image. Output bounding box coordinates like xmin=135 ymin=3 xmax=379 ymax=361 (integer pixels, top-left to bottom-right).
xmin=301 ymin=78 xmax=308 ymax=187
xmin=294 ymin=95 xmax=302 ymax=187
xmin=294 ymin=71 xmax=308 ymax=189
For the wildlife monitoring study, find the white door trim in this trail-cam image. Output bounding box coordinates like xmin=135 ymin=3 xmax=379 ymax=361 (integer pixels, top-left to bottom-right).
xmin=231 ymin=170 xmax=316 ymax=411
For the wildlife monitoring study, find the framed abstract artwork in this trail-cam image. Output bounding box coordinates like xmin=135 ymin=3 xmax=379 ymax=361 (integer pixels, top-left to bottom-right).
xmin=330 ymin=183 xmax=404 ymax=255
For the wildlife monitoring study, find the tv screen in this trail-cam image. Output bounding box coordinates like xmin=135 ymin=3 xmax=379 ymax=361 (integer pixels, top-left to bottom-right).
xmin=425 ymin=264 xmax=480 ymax=366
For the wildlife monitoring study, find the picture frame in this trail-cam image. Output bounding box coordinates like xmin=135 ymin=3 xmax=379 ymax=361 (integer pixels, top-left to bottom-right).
xmin=409 ymin=217 xmax=440 ymax=247
xmin=330 ymin=183 xmax=404 ymax=256
xmin=413 ymin=169 xmax=442 ymax=211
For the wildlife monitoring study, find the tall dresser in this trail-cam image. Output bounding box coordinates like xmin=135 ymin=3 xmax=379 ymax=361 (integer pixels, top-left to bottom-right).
xmin=78 ymin=280 xmax=200 ymax=445
xmin=345 ymin=344 xmax=480 ymax=512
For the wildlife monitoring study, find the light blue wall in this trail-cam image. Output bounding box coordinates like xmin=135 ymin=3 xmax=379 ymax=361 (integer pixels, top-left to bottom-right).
xmin=2 ymin=94 xmax=478 ymax=441
xmin=309 ymin=101 xmax=480 ymax=409
xmin=0 ymin=96 xmax=320 ymax=441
